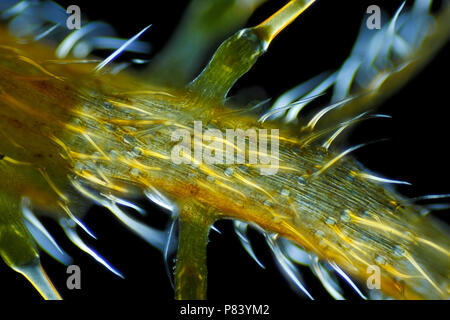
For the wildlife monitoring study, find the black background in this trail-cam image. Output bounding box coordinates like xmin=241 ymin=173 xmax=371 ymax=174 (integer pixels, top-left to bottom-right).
xmin=1 ymin=0 xmax=449 ymax=309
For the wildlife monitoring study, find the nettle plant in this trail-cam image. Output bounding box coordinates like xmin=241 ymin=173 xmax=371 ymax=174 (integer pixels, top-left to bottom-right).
xmin=0 ymin=0 xmax=449 ymax=300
